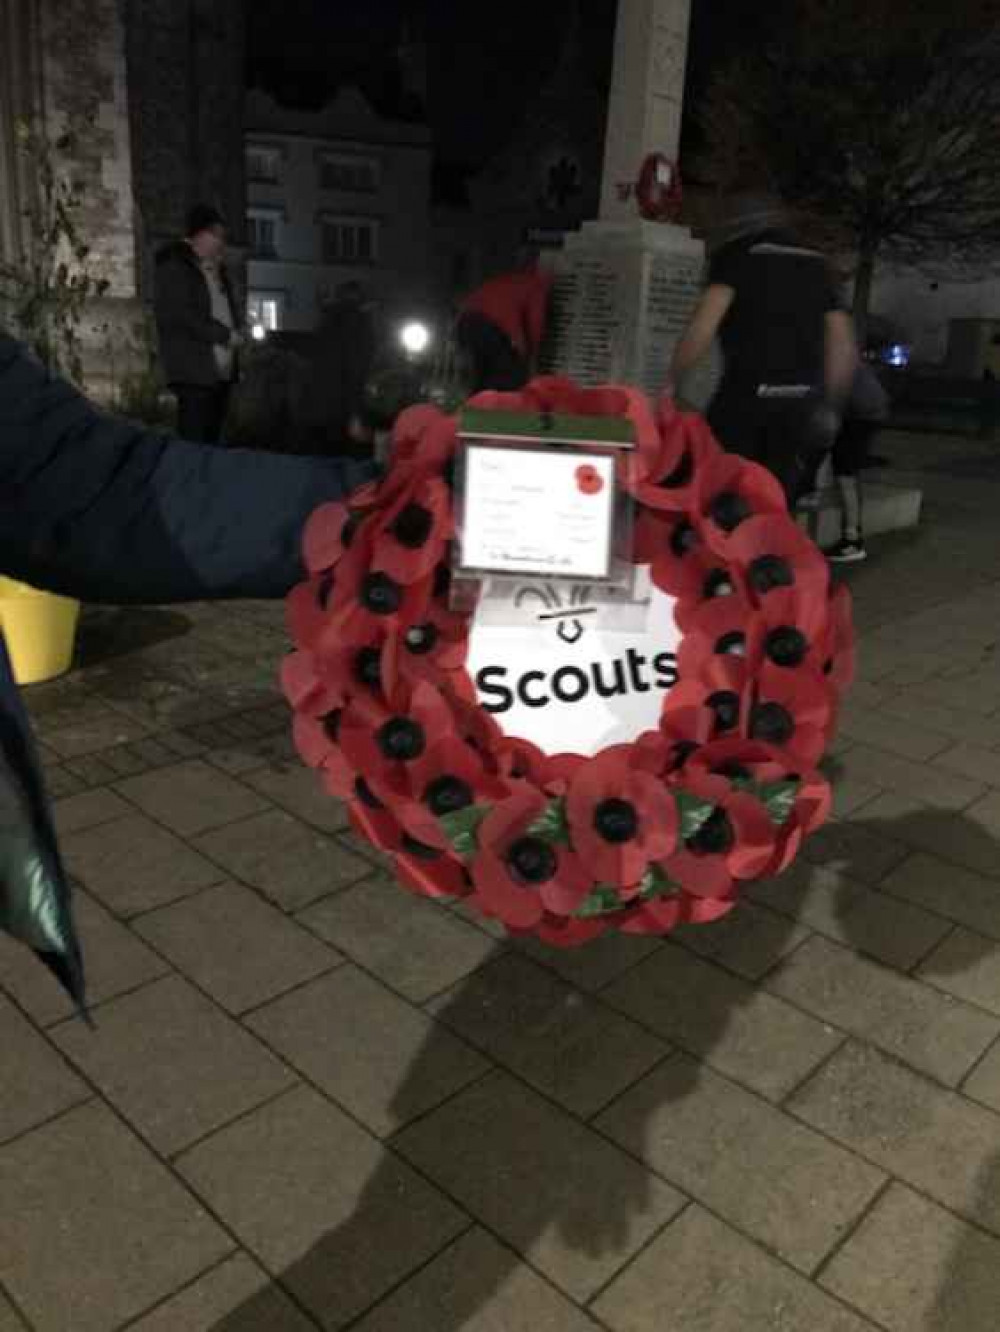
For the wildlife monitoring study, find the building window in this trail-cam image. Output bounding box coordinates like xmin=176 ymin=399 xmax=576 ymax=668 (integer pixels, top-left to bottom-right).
xmin=322 ymin=217 xmax=378 ymax=266
xmin=319 ymin=153 xmax=380 ymax=193
xmin=248 ymin=291 xmax=284 ymax=332
xmin=247 ymin=210 xmax=280 ymax=258
xmin=246 ymin=144 xmax=280 ymax=183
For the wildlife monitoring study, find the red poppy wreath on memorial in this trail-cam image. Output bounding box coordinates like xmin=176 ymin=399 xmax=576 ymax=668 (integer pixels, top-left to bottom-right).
xmin=284 ymin=378 xmax=853 ymax=945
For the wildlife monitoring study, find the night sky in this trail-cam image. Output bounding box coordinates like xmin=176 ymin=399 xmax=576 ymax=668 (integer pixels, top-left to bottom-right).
xmin=247 ymin=0 xmax=767 ymax=172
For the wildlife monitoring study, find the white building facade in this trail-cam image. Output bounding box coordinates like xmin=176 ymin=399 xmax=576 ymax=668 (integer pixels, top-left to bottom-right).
xmin=245 ymin=88 xmax=432 ymax=333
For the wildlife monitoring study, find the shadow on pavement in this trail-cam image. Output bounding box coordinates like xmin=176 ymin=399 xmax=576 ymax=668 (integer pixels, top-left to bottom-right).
xmin=207 ymin=802 xmax=1000 ymax=1330
xmin=75 ymin=606 xmax=192 ymax=666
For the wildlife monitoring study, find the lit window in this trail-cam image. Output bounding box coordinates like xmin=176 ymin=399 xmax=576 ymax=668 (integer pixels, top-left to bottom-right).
xmin=247 ymin=292 xmax=284 ymax=331
xmin=322 ymin=217 xmax=378 ymax=266
xmin=247 ymin=211 xmax=280 ymax=258
xmin=319 ymin=153 xmax=380 ymax=193
xmin=246 ymin=144 xmax=280 ymax=183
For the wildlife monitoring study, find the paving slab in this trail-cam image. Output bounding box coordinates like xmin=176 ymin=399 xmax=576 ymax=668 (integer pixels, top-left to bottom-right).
xmin=789 ymin=1040 xmax=1000 ymax=1234
xmin=178 ymin=1085 xmax=467 ymax=1330
xmin=247 ymin=966 xmax=488 ymax=1137
xmin=52 ymin=975 xmax=296 ymax=1155
xmin=395 ymin=1071 xmax=685 ymax=1302
xmin=0 ymin=1102 xmax=232 ymax=1332
xmin=114 ymin=758 xmax=271 ymax=836
xmin=135 ymin=880 xmax=340 ymax=1014
xmin=299 ymin=874 xmax=497 ymax=1003
xmin=604 ymin=945 xmax=842 ymax=1102
xmin=428 ymin=953 xmax=668 ymax=1117
xmin=0 ymin=995 xmax=88 ymax=1146
xmin=595 ymin=1205 xmax=876 ymax=1332
xmin=767 ymin=935 xmax=999 ymax=1085
xmin=597 ymin=1055 xmax=884 ymax=1274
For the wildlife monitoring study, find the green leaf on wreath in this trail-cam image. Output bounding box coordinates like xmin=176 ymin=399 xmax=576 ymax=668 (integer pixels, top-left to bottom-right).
xmin=526 ymin=799 xmax=572 ymax=847
xmin=674 ymin=790 xmax=717 ymax=841
xmin=637 ymin=863 xmax=680 ymax=903
xmin=756 ymin=779 xmax=799 ymax=826
xmin=438 ymin=804 xmax=492 ymax=858
xmin=575 ymin=884 xmax=625 ymax=919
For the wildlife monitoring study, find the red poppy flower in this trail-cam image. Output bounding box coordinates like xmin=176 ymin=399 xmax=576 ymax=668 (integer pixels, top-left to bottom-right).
xmin=661 ymin=768 xmax=776 ymax=898
xmin=676 ymin=592 xmax=759 ymax=680
xmin=338 ymin=680 xmax=455 ymax=793
xmin=576 ymin=464 xmax=605 ymax=496
xmin=397 ymin=847 xmax=470 ymax=900
xmin=528 ymin=915 xmax=606 ymax=948
xmin=629 ymin=410 xmax=720 ymax=513
xmin=660 ymin=655 xmax=751 ymax=748
xmin=470 ymin=788 xmax=592 ymax=929
xmin=382 ymin=594 xmax=469 ymax=693
xmin=749 ymin=663 xmax=835 ymax=767
xmin=369 ymin=474 xmax=453 ymax=586
xmin=636 ymin=509 xmax=714 ymax=601
xmin=725 ymin=513 xmax=830 ymax=605
xmin=566 ymin=748 xmax=678 ymax=887
xmin=695 ymin=453 xmax=788 ymax=557
xmin=281 ymin=650 xmax=343 ymax=719
xmin=387 ymin=406 xmax=458 ymax=477
xmin=301 ymin=500 xmax=367 ymax=577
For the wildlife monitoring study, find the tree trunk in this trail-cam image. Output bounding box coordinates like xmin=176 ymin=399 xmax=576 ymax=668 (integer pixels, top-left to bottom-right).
xmin=853 ymin=248 xmax=877 ymax=349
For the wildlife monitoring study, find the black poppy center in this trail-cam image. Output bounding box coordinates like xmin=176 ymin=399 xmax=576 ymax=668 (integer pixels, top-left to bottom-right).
xmin=424 ymin=775 xmax=473 ymax=816
xmin=317 ymin=570 xmax=335 ymax=610
xmin=766 ymin=626 xmax=808 ymax=668
xmin=709 ymin=490 xmax=752 ymax=533
xmin=713 ymin=762 xmax=752 ymax=782
xmin=377 ymin=717 xmax=426 ymax=761
xmin=715 ymin=631 xmax=746 ymax=657
xmin=324 ymin=710 xmax=342 ymax=742
xmin=406 ymin=623 xmax=439 ymax=655
xmin=658 ymin=450 xmax=694 ymax=489
xmin=354 ymin=646 xmax=382 ymax=687
xmin=750 ymin=702 xmax=795 ymax=745
xmin=707 ymin=690 xmax=740 ymax=732
xmin=691 ymin=809 xmax=736 ymax=856
xmin=749 ymin=554 xmax=793 ymax=594
xmin=703 ymin=569 xmax=734 ymax=600
xmin=361 ymin=572 xmax=402 ymax=616
xmin=507 ymin=836 xmax=558 ymax=884
xmin=392 ymin=503 xmax=434 ymax=549
xmin=594 ymin=797 xmax=639 ymax=844
xmin=670 ymin=521 xmax=698 ymax=558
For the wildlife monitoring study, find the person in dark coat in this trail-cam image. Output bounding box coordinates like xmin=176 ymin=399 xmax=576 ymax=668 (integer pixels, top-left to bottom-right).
xmin=456 ymin=260 xmax=553 ymax=392
xmin=153 ymin=204 xmax=244 ymax=444
xmin=668 ymin=193 xmax=858 ymax=500
xmin=0 ymin=330 xmax=376 ymax=1010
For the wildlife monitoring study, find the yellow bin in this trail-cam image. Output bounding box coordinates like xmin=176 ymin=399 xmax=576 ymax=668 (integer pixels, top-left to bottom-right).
xmin=0 ymin=577 xmax=80 ymax=685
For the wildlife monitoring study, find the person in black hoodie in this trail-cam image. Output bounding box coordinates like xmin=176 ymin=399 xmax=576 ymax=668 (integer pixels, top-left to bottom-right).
xmin=153 ymin=204 xmax=244 ymax=443
xmin=0 ymin=330 xmax=376 ymax=1011
xmin=667 ymin=192 xmax=858 ymax=500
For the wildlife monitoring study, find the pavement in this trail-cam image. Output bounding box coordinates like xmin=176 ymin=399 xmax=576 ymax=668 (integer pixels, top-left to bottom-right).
xmin=3 ymin=429 xmax=1000 ymax=1331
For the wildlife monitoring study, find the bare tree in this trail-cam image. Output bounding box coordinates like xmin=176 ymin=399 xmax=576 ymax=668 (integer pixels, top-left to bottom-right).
xmin=695 ymin=0 xmax=1000 ymax=338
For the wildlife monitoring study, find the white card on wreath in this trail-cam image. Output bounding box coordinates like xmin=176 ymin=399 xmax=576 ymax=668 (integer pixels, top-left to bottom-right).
xmin=458 ymin=444 xmax=616 ymax=580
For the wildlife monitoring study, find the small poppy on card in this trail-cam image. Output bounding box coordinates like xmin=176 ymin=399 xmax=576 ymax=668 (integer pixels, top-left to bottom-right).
xmin=575 ymin=464 xmax=604 ymax=495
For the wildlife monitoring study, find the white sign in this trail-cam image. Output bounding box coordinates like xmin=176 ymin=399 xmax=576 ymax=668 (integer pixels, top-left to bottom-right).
xmin=467 ymin=569 xmax=681 ymax=757
xmin=459 ymin=445 xmax=616 ymax=580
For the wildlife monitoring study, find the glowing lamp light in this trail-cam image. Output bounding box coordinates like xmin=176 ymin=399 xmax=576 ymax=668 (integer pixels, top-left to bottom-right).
xmin=251 ymin=323 xmax=267 ymax=343
xmin=400 ymin=320 xmax=431 ymax=356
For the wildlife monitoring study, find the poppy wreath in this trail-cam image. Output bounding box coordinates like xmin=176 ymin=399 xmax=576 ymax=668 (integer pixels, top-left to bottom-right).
xmin=284 ymin=377 xmax=853 ymax=946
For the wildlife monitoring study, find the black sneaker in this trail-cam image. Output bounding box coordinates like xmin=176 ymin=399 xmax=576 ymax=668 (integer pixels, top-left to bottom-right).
xmin=828 ymin=538 xmax=867 ymax=563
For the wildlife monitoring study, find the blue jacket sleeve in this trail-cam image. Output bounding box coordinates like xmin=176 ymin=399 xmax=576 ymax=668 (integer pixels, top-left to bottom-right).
xmin=0 ymin=333 xmax=376 ymax=605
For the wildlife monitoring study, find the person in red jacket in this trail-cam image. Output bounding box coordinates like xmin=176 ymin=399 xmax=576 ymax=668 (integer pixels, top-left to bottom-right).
xmin=456 ymin=257 xmax=553 ymax=392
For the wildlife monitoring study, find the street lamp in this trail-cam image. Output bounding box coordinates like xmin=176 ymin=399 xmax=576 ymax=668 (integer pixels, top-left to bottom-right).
xmin=399 ymin=320 xmax=431 ymax=357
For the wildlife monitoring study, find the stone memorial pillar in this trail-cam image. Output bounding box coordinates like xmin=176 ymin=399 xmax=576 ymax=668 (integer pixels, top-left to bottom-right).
xmin=545 ymin=0 xmax=718 ymax=405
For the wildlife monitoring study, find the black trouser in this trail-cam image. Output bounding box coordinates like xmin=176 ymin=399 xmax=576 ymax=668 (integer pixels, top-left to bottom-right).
xmin=708 ymin=389 xmax=828 ymax=502
xmin=173 ymin=383 xmax=232 ymax=444
xmin=455 ymin=311 xmax=529 ymax=392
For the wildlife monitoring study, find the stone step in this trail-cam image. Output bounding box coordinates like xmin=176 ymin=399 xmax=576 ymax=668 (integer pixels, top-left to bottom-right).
xmin=797 ymin=479 xmax=923 ymax=547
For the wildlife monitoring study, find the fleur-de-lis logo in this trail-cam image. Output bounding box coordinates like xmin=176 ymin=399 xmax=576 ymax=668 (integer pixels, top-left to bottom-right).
xmin=514 ymin=582 xmax=596 ymax=645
